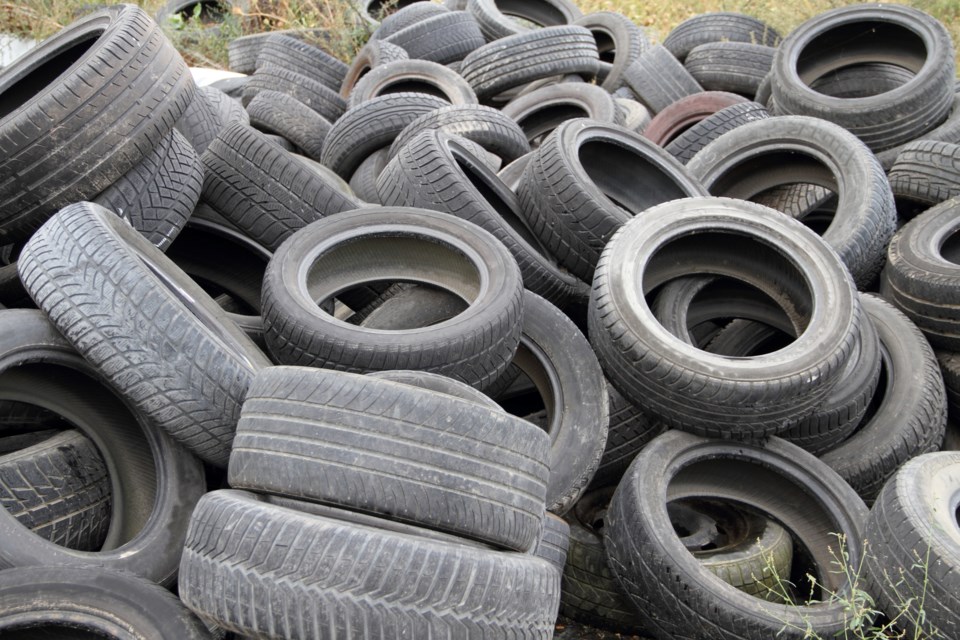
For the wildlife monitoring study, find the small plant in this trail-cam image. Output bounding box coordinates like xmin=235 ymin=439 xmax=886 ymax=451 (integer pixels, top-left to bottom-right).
xmin=753 ymin=534 xmax=942 ymax=640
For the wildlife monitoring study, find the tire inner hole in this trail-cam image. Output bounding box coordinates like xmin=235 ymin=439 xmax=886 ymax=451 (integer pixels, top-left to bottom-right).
xmin=590 ymin=28 xmax=616 ymax=64
xmin=940 ymin=227 xmax=960 ymax=265
xmin=517 ymin=104 xmax=590 ymax=147
xmin=4 ymin=624 xmax=111 ymax=639
xmin=377 ymin=79 xmax=451 ymax=101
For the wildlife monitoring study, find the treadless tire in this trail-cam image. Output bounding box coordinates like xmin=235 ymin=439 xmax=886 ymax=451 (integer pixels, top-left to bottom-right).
xmin=179 ymin=490 xmax=561 ymax=639
xmin=623 ymin=45 xmax=703 ymax=114
xmin=604 ymin=430 xmax=869 ymax=640
xmin=0 ymin=566 xmax=212 ymax=639
xmin=261 ymin=207 xmax=523 ymax=390
xmin=770 ymin=4 xmax=956 ymax=153
xmin=573 ymin=11 xmax=648 ymax=92
xmin=18 ymin=202 xmax=271 ymax=467
xmin=0 ymin=4 xmax=194 ymax=243
xmin=94 ymin=128 xmax=202 ymax=251
xmin=863 ymin=452 xmax=960 ymax=640
xmin=664 ymin=101 xmax=768 ymax=164
xmin=883 ymin=197 xmax=960 ymax=350
xmin=348 ymin=59 xmax=477 ymax=108
xmin=0 ymin=309 xmax=204 ymax=584
xmin=201 ymin=122 xmax=359 ymax=251
xmin=517 ymin=119 xmax=706 ymax=282
xmin=642 ymin=91 xmax=747 ymax=146
xmin=589 ymin=197 xmax=861 ymax=438
xmin=687 ymin=115 xmax=897 ymax=288
xmin=229 ymin=366 xmax=549 ymax=551
xmin=663 ymin=12 xmax=781 ymax=62
xmin=246 ymin=90 xmax=332 ymax=161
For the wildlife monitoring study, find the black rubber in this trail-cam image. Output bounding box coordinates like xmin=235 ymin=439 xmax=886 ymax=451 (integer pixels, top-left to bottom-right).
xmin=348 ymin=146 xmax=390 ymax=203
xmin=389 ymin=103 xmax=530 ymax=163
xmin=0 ymin=566 xmax=213 ymax=638
xmin=377 ymin=128 xmax=581 ymax=304
xmin=371 ymin=2 xmax=451 ymax=41
xmin=862 ymin=452 xmax=960 ymax=640
xmin=664 ymin=100 xmax=769 ymax=164
xmin=348 ymin=59 xmax=477 ymax=107
xmin=604 ymin=430 xmax=869 ymax=640
xmin=18 ymin=202 xmax=271 ymax=467
xmin=320 ymin=92 xmax=449 ymax=179
xmin=368 ymin=369 xmax=500 ymax=409
xmin=340 ymin=39 xmax=409 ymax=99
xmin=0 ymin=430 xmax=110 ymax=552
xmin=663 ymin=12 xmax=781 ymax=62
xmin=888 ymin=140 xmax=960 ymax=219
xmin=261 ymin=206 xmax=524 ymax=390
xmin=517 ymin=119 xmax=707 ymax=282
xmin=201 ymin=122 xmax=359 ymax=251
xmin=573 ymin=11 xmax=648 ymax=91
xmin=382 ymin=10 xmax=486 ymax=64
xmin=459 ymin=26 xmax=600 ymax=102
xmin=883 ymin=197 xmax=960 ymax=350
xmin=588 ymin=384 xmax=666 ymax=489
xmin=94 ymin=128 xmax=202 ymax=251
xmin=467 ymin=0 xmax=582 ymax=41
xmin=501 ymin=83 xmax=624 ymax=147
xmin=0 ymin=4 xmax=194 ymax=243
xmin=771 ymin=4 xmax=956 ymax=153
xmin=820 ymin=294 xmax=948 ymax=503
xmin=687 ymin=115 xmax=897 ymax=288
xmin=939 ymin=350 xmax=960 ymax=422
xmin=684 ymin=42 xmax=775 ymax=97
xmin=875 ymin=94 xmax=960 ymax=171
xmin=532 ymin=513 xmax=569 ymax=571
xmin=642 ymin=90 xmax=747 ymax=146
xmin=175 ymin=85 xmax=250 ymax=155
xmin=246 ymin=90 xmax=332 ymax=161
xmin=229 ymin=366 xmax=549 ymax=550
xmin=179 ymin=490 xmax=561 ymax=639
xmin=242 ymin=63 xmax=347 ymax=122
xmin=615 ymin=96 xmax=652 ymax=133
xmin=0 ymin=309 xmax=205 ymax=585
xmin=623 ymin=45 xmax=703 ymax=114
xmin=589 ymin=197 xmax=861 ymax=439
xmin=256 ymin=33 xmax=347 ymax=91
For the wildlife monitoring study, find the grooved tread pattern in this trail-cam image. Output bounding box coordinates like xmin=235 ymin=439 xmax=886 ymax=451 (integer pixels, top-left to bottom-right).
xmin=389 ymin=104 xmax=530 ymax=163
xmin=665 ymin=101 xmax=769 ymax=164
xmin=246 ymin=90 xmax=332 ymax=161
xmin=179 ymin=490 xmax=561 ymax=639
xmin=0 ymin=5 xmax=195 ymax=243
xmin=201 ymin=122 xmax=358 ymax=251
xmin=257 ymin=34 xmax=348 ymax=91
xmin=383 ymin=11 xmax=486 ymax=64
xmin=175 ymin=85 xmax=249 ymax=155
xmin=888 ymin=140 xmax=960 ymax=210
xmin=17 ymin=202 xmax=260 ymax=466
xmin=0 ymin=430 xmax=111 ymax=551
xmin=242 ymin=64 xmax=347 ymax=122
xmin=589 ymin=385 xmax=666 ymax=489
xmin=623 ymin=45 xmax=702 ymax=114
xmin=229 ymin=366 xmax=550 ymax=551
xmin=684 ymin=43 xmax=775 ymax=96
xmin=94 ymin=128 xmax=202 ymax=251
xmin=663 ymin=12 xmax=781 ymax=61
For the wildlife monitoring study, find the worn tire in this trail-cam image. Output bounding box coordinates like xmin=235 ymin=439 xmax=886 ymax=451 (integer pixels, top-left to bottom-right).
xmin=623 ymin=45 xmax=703 ymax=114
xmin=663 ymin=12 xmax=781 ymax=62
xmin=246 ymin=90 xmax=331 ymax=161
xmin=502 ymin=83 xmax=623 ymax=147
xmin=573 ymin=11 xmax=648 ymax=91
xmin=389 ymin=103 xmax=530 ymax=163
xmin=664 ymin=100 xmax=768 ymax=164
xmin=348 ymin=59 xmax=477 ymax=107
xmin=175 ymin=85 xmax=249 ymax=155
xmin=256 ymin=33 xmax=347 ymax=91
xmin=684 ymin=42 xmax=775 ymax=97
xmin=642 ymin=91 xmax=747 ymax=146
xmin=242 ymin=64 xmax=347 ymax=122
xmin=888 ymin=140 xmax=960 ymax=219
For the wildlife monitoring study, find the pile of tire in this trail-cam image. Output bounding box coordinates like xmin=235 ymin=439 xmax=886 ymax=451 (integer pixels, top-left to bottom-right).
xmin=0 ymin=1 xmax=958 ymax=639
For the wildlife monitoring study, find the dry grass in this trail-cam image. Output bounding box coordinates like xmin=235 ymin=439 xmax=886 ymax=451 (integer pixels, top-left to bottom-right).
xmin=1 ymin=0 xmax=958 ymax=68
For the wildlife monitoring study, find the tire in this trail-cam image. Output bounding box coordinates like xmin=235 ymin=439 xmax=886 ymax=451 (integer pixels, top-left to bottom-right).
xmin=349 ymin=282 xmax=467 ymax=329
xmin=261 ymin=207 xmax=523 ymax=390
xmin=348 ymin=146 xmax=390 ymax=203
xmin=532 ymin=513 xmax=569 ymax=571
xmin=17 ymin=202 xmax=271 ymax=467
xmin=229 ymin=366 xmax=549 ymax=550
xmin=771 ymin=4 xmax=955 ymax=153
xmin=642 ymin=90 xmax=747 ymax=146
xmin=368 ymin=369 xmax=500 ymax=409
xmin=227 ymin=28 xmax=331 ymax=74
xmin=684 ymin=42 xmax=775 ymax=97
xmin=0 ymin=309 xmax=205 ymax=585
xmin=501 ymin=83 xmax=623 ymax=148
xmin=588 ymin=384 xmax=665 ymax=489
xmin=939 ymin=350 xmax=960 ymax=421
xmin=242 ymin=64 xmax=347 ymax=122
xmin=615 ymin=97 xmax=652 ymax=133
xmin=201 ymin=122 xmax=360 ymax=252
xmin=372 ymin=1 xmax=450 ymax=40
xmin=256 ymin=33 xmax=347 ymax=91
xmin=467 ymin=0 xmax=582 ymax=42
xmin=348 ymin=59 xmax=477 ymax=108
xmin=383 ymin=11 xmax=486 ymax=64
xmin=589 ymin=197 xmax=861 ymax=438
xmin=179 ymin=490 xmax=561 ymax=639
xmin=93 ymin=128 xmax=202 ymax=252
xmin=0 ymin=430 xmax=110 ymax=552
xmin=862 ymin=452 xmax=960 ymax=640
xmin=573 ymin=11 xmax=648 ymax=91
xmin=246 ymin=90 xmax=332 ymax=161
xmin=875 ymin=94 xmax=960 ymax=171
xmin=686 ymin=115 xmax=897 ymax=288
xmin=377 ymin=128 xmax=581 ymax=304
xmin=664 ymin=100 xmax=768 ymax=164
xmin=820 ymin=294 xmax=948 ymax=503
xmin=175 ymin=85 xmax=250 ymax=155
xmin=888 ymin=140 xmax=960 ymax=219
xmin=459 ymin=26 xmax=600 ymax=102
xmin=321 ymin=92 xmax=449 ymax=178
xmin=517 ymin=119 xmax=706 ymax=282
xmin=0 ymin=4 xmax=194 ymax=243
xmin=0 ymin=566 xmax=212 ymax=638
xmin=807 ymin=62 xmax=916 ymax=99
xmin=340 ymin=39 xmax=409 ymax=98
xmin=623 ymin=44 xmax=703 ymax=114
xmin=389 ymin=103 xmax=530 ymax=163
xmin=605 ymin=431 xmax=869 ymax=640
xmin=560 ymin=487 xmax=645 ymax=635
xmin=663 ymin=12 xmax=781 ymax=62
xmin=883 ymin=197 xmax=960 ymax=350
